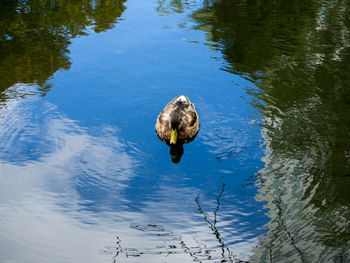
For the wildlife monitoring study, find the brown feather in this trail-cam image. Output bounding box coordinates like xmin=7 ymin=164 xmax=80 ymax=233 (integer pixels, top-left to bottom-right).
xmin=155 ymin=96 xmax=199 ymax=144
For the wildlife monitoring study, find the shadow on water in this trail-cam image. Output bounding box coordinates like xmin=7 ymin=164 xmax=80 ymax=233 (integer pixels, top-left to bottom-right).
xmin=169 ymin=143 xmax=184 ymax=163
xmin=167 ymin=130 xmax=199 ymax=163
xmin=185 ymin=0 xmax=350 ymax=261
xmin=157 ymin=132 xmax=199 ymax=164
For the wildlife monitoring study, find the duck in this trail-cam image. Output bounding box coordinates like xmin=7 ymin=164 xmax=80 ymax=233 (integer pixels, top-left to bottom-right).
xmin=156 ymin=95 xmax=199 ymax=145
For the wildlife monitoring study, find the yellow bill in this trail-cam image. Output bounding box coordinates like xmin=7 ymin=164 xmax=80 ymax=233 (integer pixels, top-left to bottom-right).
xmin=170 ymin=129 xmax=178 ymax=144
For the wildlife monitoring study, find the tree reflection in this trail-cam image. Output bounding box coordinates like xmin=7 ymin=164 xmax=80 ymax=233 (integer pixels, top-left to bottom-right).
xmin=160 ymin=0 xmax=350 ymax=261
xmin=156 ymin=0 xmax=203 ymax=15
xmin=195 ymin=184 xmax=238 ymax=262
xmin=0 ymin=0 xmax=126 ymax=96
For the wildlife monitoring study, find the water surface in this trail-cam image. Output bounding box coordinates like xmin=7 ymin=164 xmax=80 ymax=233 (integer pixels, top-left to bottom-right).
xmin=0 ymin=0 xmax=349 ymax=262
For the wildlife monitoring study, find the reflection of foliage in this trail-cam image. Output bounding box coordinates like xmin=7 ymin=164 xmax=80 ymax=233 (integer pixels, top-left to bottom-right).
xmin=0 ymin=0 xmax=126 ymax=93
xmin=157 ymin=0 xmax=210 ymax=15
xmin=182 ymin=0 xmax=350 ymax=261
xmin=189 ymin=0 xmax=350 ymax=174
xmin=157 ymin=0 xmax=186 ymax=15
xmin=192 ymin=0 xmax=317 ymax=76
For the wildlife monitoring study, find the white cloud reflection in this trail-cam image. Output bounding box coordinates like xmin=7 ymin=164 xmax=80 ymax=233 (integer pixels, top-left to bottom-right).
xmin=0 ymin=88 xmax=142 ymax=263
xmin=0 ymin=85 xmax=262 ymax=263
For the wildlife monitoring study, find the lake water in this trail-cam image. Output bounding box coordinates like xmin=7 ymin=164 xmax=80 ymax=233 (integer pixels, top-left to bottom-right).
xmin=0 ymin=0 xmax=349 ymax=262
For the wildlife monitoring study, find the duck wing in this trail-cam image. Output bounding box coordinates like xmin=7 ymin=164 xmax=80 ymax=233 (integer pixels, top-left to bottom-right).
xmin=178 ymin=102 xmax=199 ymax=141
xmin=155 ymin=102 xmax=173 ymax=141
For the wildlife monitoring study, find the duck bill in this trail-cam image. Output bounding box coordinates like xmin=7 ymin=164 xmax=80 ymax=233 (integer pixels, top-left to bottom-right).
xmin=170 ymin=129 xmax=178 ymax=144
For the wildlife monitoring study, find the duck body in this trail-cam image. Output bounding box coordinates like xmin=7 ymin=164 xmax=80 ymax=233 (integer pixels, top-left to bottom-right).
xmin=156 ymin=95 xmax=199 ymax=144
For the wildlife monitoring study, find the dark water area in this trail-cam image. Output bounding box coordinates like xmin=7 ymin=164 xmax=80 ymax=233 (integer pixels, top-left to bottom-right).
xmin=0 ymin=0 xmax=349 ymax=262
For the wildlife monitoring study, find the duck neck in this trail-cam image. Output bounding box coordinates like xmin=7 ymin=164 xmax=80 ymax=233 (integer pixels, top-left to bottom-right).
xmin=171 ymin=113 xmax=181 ymax=130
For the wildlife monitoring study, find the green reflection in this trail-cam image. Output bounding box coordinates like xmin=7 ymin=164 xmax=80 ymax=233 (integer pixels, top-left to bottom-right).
xmin=157 ymin=0 xmax=199 ymax=15
xmin=0 ymin=0 xmax=126 ymax=97
xmin=185 ymin=0 xmax=350 ymax=261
